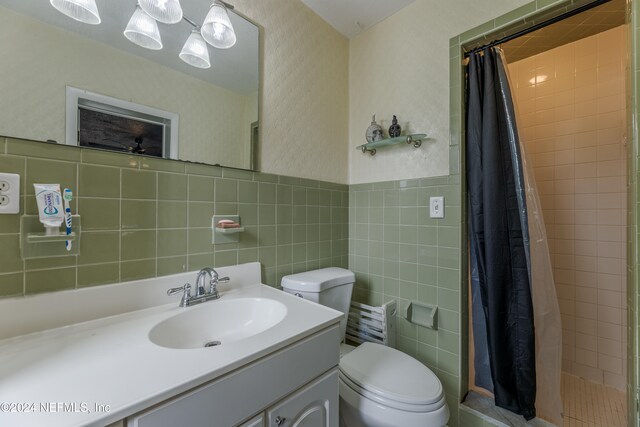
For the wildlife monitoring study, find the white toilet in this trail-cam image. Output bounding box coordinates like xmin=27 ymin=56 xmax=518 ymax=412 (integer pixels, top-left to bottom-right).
xmin=282 ymin=267 xmax=449 ymax=427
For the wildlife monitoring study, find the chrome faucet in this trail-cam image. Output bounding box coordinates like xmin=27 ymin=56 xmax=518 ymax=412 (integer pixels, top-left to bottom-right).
xmin=167 ymin=268 xmax=230 ymax=307
xmin=194 ymin=268 xmax=211 ymax=297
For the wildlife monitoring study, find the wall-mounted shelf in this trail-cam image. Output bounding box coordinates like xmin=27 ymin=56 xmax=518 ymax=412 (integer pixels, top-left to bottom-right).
xmin=20 ymin=215 xmax=81 ymax=259
xmin=27 ymin=232 xmax=77 ymax=243
xmin=356 ymin=133 xmax=427 ymax=156
xmin=212 ymin=215 xmax=243 ymax=244
xmin=214 ymin=226 xmax=245 ymax=234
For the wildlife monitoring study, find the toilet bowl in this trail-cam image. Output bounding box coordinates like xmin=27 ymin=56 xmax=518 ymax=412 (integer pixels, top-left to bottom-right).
xmin=282 ymin=268 xmax=450 ymax=427
xmin=338 ymin=342 xmax=449 ymax=427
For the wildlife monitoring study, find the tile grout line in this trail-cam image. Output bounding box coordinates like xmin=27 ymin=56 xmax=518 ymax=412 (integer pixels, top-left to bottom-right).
xmin=21 ymin=155 xmax=27 ymax=296
xmin=155 ymin=171 xmax=159 ymax=277
xmin=118 ymin=167 xmax=122 ymax=284
xmin=74 ymin=162 xmax=79 ymax=290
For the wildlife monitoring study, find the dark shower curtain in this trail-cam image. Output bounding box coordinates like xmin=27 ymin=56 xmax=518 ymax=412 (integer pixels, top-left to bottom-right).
xmin=466 ymin=47 xmax=537 ymax=420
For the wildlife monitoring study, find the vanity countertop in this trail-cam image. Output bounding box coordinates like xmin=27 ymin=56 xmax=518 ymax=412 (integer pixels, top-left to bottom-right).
xmin=0 ymin=263 xmax=342 ymax=427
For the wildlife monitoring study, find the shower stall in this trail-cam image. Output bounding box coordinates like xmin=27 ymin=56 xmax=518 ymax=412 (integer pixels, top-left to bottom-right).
xmin=463 ymin=0 xmax=629 ymax=425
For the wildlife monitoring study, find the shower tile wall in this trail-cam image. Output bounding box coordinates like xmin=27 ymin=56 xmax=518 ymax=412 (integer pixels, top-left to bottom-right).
xmin=508 ymin=26 xmax=627 ymax=389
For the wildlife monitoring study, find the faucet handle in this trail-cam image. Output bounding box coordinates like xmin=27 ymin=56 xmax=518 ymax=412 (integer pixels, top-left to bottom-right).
xmin=167 ymin=283 xmax=192 ymax=307
xmin=167 ymin=283 xmax=191 ymax=296
xmin=207 ymin=276 xmax=230 ymax=297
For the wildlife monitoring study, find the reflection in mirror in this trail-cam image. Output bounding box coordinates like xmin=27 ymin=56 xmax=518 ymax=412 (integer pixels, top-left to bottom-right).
xmin=0 ymin=0 xmax=259 ymax=170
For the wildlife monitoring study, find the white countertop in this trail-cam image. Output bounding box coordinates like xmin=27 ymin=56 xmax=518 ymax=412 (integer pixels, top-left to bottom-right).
xmin=0 ymin=263 xmax=342 ymax=427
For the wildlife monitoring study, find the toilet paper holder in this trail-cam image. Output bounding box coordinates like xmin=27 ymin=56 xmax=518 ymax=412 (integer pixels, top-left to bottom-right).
xmin=404 ymin=301 xmax=438 ymax=330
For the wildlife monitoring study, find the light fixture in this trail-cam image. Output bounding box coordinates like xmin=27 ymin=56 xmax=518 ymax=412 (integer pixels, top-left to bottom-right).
xmin=49 ymin=0 xmax=101 ymax=25
xmin=201 ymin=1 xmax=237 ymax=49
xmin=124 ymin=5 xmax=163 ymax=50
xmin=139 ymin=0 xmax=183 ymax=25
xmin=59 ymin=0 xmax=239 ymax=68
xmin=529 ymin=75 xmax=548 ymax=85
xmin=179 ymin=29 xmax=211 ymax=69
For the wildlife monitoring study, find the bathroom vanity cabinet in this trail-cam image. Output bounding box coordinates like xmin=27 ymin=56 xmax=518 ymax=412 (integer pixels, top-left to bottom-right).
xmin=0 ymin=264 xmax=343 ymax=427
xmin=127 ymin=325 xmax=339 ymax=427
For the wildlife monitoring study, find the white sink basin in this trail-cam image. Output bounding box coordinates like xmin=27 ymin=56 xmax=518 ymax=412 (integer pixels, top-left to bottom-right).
xmin=149 ymin=298 xmax=287 ymax=349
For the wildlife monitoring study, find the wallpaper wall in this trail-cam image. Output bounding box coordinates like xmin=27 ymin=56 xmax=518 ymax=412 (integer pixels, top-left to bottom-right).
xmin=228 ymin=0 xmax=350 ymax=184
xmin=348 ymin=0 xmax=530 ymax=184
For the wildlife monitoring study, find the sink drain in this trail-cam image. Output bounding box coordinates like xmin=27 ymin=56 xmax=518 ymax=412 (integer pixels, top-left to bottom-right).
xmin=204 ymin=340 xmax=222 ymax=348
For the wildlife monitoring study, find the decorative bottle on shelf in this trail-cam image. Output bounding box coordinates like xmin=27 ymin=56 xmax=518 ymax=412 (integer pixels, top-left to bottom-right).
xmin=388 ymin=115 xmax=401 ymax=138
xmin=365 ymin=115 xmax=384 ymax=143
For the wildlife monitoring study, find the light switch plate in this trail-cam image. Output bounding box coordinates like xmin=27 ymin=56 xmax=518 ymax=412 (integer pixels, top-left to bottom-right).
xmin=0 ymin=173 xmax=20 ymax=214
xmin=430 ymin=196 xmax=444 ymax=219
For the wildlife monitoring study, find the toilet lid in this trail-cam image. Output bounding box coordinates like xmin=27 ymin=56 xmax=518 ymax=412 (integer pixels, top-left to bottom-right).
xmin=339 ymin=342 xmax=443 ymax=407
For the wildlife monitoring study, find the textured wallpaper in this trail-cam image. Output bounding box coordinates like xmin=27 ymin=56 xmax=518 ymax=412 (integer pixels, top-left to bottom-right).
xmin=0 ymin=6 xmax=254 ymax=169
xmin=348 ymin=0 xmax=530 ymax=184
xmin=228 ymin=0 xmax=350 ymax=184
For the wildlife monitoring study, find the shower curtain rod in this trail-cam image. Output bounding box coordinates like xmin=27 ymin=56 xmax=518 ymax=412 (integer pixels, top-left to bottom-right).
xmin=464 ymin=0 xmax=612 ymax=58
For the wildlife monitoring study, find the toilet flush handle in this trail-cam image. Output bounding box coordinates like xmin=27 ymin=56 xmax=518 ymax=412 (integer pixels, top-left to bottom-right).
xmin=294 ymin=293 xmax=303 ymax=298
xmin=275 ymin=416 xmax=286 ymax=425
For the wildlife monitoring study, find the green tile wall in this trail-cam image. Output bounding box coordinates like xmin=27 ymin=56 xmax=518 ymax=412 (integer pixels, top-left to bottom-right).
xmin=348 ymin=174 xmax=463 ymax=424
xmin=0 ymin=137 xmax=348 ymax=297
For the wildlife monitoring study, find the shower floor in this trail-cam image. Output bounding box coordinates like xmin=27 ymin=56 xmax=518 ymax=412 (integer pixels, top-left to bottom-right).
xmin=562 ymin=373 xmax=626 ymax=426
xmin=462 ymin=374 xmax=626 ymax=426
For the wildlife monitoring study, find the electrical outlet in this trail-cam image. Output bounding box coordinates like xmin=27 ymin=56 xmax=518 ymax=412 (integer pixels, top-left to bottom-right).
xmin=0 ymin=173 xmax=20 ymax=214
xmin=430 ymin=196 xmax=445 ymax=219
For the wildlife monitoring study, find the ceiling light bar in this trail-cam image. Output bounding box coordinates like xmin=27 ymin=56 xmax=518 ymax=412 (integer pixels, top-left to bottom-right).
xmin=49 ymin=0 xmax=238 ymax=69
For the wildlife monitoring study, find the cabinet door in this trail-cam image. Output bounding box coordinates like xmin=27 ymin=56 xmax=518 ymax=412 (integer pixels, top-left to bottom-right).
xmin=266 ymin=368 xmax=338 ymax=427
xmin=127 ymin=327 xmax=339 ymax=427
xmin=238 ymin=414 xmax=264 ymax=427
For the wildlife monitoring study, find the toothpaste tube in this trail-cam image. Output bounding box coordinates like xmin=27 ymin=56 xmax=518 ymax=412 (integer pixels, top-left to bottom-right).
xmin=33 ymin=184 xmax=65 ymax=235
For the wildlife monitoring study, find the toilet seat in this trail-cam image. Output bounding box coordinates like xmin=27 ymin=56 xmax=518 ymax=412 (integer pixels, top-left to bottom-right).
xmin=338 ymin=377 xmax=449 ymax=427
xmin=338 ymin=371 xmax=446 ymax=413
xmin=338 ymin=342 xmax=445 ymax=413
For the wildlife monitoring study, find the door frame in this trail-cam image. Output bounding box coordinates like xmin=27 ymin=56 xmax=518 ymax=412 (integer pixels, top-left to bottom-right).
xmin=451 ymin=0 xmax=638 ymax=424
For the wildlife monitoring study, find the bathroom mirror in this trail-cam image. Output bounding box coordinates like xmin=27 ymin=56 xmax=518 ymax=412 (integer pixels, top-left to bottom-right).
xmin=0 ymin=0 xmax=260 ymax=170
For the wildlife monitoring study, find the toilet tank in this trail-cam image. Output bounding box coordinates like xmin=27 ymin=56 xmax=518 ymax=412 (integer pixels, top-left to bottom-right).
xmin=281 ymin=268 xmax=355 ymax=341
